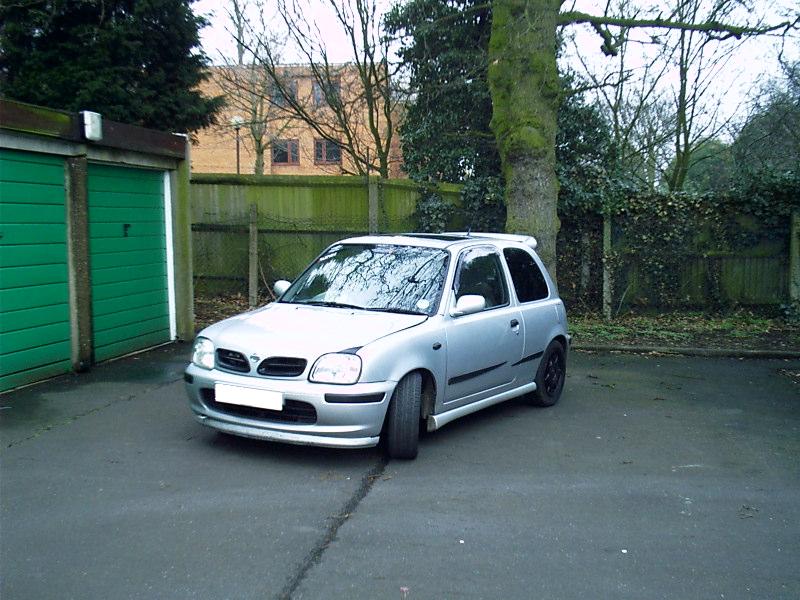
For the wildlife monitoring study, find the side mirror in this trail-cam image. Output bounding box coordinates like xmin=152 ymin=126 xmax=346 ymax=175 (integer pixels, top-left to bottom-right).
xmin=452 ymin=294 xmax=486 ymax=316
xmin=273 ymin=280 xmax=291 ymax=297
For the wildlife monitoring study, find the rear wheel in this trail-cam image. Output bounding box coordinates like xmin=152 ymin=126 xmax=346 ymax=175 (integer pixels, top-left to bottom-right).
xmin=385 ymin=372 xmax=422 ymax=460
xmin=529 ymin=340 xmax=566 ymax=407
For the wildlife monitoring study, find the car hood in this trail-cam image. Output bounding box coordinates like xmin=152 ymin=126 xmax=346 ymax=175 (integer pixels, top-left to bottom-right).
xmin=201 ymin=302 xmax=428 ymax=360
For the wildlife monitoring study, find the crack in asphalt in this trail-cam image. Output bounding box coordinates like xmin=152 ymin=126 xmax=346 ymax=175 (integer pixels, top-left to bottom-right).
xmin=278 ymin=456 xmax=389 ymax=600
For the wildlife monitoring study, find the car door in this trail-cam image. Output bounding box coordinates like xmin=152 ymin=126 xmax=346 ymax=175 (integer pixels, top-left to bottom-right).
xmin=502 ymin=246 xmax=563 ymax=384
xmin=443 ymin=246 xmax=523 ymax=408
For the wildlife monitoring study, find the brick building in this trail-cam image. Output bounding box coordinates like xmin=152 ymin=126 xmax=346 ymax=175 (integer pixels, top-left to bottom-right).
xmin=192 ymin=64 xmax=403 ymax=177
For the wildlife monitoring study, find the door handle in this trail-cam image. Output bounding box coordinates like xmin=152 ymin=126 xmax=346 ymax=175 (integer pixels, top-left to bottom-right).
xmin=510 ymin=319 xmax=519 ymax=328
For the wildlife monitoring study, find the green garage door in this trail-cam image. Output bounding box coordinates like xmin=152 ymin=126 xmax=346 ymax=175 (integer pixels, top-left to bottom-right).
xmin=0 ymin=149 xmax=72 ymax=392
xmin=88 ymin=164 xmax=171 ymax=362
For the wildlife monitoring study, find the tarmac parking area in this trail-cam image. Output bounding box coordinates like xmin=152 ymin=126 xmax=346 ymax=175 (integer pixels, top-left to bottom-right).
xmin=1 ymin=344 xmax=798 ymax=599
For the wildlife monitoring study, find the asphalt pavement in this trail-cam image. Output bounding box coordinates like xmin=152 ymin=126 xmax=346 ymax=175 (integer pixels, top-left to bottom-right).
xmin=1 ymin=344 xmax=798 ymax=599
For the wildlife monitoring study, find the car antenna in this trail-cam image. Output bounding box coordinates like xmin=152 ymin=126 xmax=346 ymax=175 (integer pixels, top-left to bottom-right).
xmin=466 ymin=226 xmax=471 ymax=237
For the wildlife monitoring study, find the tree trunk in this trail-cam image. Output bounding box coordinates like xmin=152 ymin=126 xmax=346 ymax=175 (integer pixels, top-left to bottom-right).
xmin=667 ymin=27 xmax=690 ymax=191
xmin=488 ymin=0 xmax=562 ymax=280
xmin=253 ymin=140 xmax=265 ymax=175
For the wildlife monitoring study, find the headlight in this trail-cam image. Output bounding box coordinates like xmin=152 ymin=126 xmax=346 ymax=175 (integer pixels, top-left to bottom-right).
xmin=310 ymin=353 xmax=361 ymax=384
xmin=191 ymin=337 xmax=215 ymax=370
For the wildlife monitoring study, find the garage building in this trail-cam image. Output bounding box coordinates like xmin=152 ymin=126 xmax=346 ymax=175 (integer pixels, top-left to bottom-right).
xmin=0 ymin=99 xmax=194 ymax=393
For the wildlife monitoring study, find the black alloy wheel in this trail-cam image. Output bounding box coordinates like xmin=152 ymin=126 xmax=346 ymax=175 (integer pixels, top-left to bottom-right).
xmin=529 ymin=340 xmax=566 ymax=407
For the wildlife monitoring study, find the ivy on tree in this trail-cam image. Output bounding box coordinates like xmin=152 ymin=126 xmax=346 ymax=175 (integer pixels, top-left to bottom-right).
xmin=0 ymin=0 xmax=223 ymax=133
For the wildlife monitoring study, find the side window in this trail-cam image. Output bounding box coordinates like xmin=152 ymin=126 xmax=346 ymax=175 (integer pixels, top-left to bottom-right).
xmin=503 ymin=247 xmax=549 ymax=302
xmin=454 ymin=247 xmax=509 ymax=309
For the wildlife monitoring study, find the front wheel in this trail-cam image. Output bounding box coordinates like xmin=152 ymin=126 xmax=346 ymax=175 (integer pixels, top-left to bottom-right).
xmin=529 ymin=340 xmax=566 ymax=407
xmin=384 ymin=372 xmax=422 ymax=460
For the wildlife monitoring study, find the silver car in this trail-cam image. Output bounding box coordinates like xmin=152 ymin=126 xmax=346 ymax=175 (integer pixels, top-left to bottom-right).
xmin=184 ymin=233 xmax=569 ymax=459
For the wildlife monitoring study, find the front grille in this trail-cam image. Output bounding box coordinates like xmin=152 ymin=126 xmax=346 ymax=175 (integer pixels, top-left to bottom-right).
xmin=216 ymin=349 xmax=250 ymax=373
xmin=257 ymin=356 xmax=307 ymax=377
xmin=200 ymin=388 xmax=317 ymax=424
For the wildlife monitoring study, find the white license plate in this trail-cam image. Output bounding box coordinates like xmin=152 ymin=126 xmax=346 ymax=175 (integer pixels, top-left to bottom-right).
xmin=215 ymin=383 xmax=283 ymax=411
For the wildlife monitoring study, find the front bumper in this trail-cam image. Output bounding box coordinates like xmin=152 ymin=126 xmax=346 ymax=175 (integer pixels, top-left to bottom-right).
xmin=184 ymin=364 xmax=397 ymax=449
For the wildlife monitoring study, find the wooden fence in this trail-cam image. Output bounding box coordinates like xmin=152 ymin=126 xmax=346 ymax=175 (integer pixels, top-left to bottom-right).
xmin=190 ymin=174 xmax=799 ymax=311
xmin=190 ymin=174 xmax=462 ymax=299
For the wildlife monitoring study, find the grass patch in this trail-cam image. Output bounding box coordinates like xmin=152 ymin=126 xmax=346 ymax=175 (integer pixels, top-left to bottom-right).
xmin=569 ymin=310 xmax=799 ymax=351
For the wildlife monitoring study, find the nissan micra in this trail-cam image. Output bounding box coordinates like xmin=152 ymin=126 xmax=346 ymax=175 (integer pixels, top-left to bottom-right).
xmin=185 ymin=233 xmax=569 ymax=459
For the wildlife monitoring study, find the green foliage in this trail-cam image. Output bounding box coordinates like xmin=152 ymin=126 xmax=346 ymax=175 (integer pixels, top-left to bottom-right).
xmin=556 ymin=82 xmax=614 ymax=214
xmin=732 ymin=169 xmax=800 ymax=230
xmin=607 ymin=192 xmax=712 ymax=308
xmin=0 ymin=0 xmax=223 ymax=133
xmin=733 ymin=62 xmax=800 ymax=175
xmin=414 ymin=188 xmax=454 ymax=233
xmin=553 ymin=81 xmax=614 ymax=309
xmin=602 ymin=172 xmax=800 ymax=308
xmin=386 ymin=0 xmax=505 ymax=231
xmin=460 ymin=176 xmax=506 ymax=231
xmin=674 ymin=139 xmax=736 ymax=193
xmin=384 ymin=0 xmax=499 ymax=183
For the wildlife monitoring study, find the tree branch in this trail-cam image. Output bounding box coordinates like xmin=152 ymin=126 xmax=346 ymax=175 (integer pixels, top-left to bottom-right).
xmin=560 ymin=11 xmax=799 ymax=56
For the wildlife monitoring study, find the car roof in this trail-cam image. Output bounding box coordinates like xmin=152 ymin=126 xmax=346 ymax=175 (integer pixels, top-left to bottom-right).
xmin=339 ymin=232 xmax=538 ymax=251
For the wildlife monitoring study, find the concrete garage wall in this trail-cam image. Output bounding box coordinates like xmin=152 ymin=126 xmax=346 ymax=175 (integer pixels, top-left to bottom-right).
xmin=0 ymin=99 xmax=193 ymax=393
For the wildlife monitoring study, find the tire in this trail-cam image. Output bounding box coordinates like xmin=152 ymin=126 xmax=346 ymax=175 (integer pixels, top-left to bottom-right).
xmin=529 ymin=340 xmax=566 ymax=407
xmin=385 ymin=372 xmax=422 ymax=460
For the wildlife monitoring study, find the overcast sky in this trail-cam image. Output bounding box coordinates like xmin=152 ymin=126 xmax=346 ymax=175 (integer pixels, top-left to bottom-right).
xmin=193 ymin=0 xmax=799 ymax=132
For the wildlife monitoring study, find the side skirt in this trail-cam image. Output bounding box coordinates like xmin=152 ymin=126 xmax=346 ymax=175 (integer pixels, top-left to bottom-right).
xmin=427 ymin=382 xmax=537 ymax=432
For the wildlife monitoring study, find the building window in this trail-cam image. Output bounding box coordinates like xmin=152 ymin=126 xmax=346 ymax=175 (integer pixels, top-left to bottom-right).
xmin=314 ymin=139 xmax=341 ymax=164
xmin=272 ymin=139 xmax=299 ymax=165
xmin=270 ymin=79 xmax=297 ymax=107
xmin=312 ymin=78 xmax=341 ymax=107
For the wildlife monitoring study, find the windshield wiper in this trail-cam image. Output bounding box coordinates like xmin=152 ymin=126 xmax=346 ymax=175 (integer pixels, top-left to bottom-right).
xmin=366 ymin=307 xmax=427 ymax=316
xmin=298 ymin=300 xmax=365 ymax=310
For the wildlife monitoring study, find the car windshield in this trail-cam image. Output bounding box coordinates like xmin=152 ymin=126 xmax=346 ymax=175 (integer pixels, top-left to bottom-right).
xmin=279 ymin=243 xmax=449 ymax=316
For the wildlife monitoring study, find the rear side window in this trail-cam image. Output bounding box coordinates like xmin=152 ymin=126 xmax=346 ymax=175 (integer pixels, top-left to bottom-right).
xmin=503 ymin=248 xmax=549 ymax=302
xmin=454 ymin=247 xmax=509 ymax=309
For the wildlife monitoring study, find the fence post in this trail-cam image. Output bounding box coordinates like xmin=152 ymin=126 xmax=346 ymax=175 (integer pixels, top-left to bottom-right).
xmin=249 ymin=203 xmax=258 ymax=308
xmin=791 ymin=209 xmax=799 ymax=302
xmin=602 ymin=213 xmax=612 ymax=319
xmin=368 ymin=176 xmax=379 ymax=234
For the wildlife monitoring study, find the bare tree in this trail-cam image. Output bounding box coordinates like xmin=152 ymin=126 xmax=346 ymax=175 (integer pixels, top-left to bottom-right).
xmin=235 ymin=0 xmax=402 ymax=177
xmin=573 ymin=0 xmax=776 ymax=192
xmin=212 ymin=0 xmax=290 ymax=175
xmin=632 ymin=97 xmax=675 ymax=188
xmin=572 ymin=1 xmax=675 ymax=189
xmin=664 ymin=0 xmax=747 ymax=190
